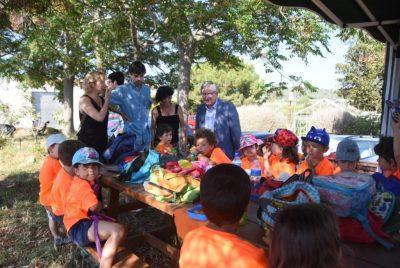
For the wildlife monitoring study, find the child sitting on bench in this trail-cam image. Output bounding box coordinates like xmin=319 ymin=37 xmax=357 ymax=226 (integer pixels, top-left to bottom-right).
xmin=189 ymin=128 xmax=231 ymax=166
xmin=51 ymin=140 xmax=85 ymax=224
xmin=64 ymin=147 xmax=126 ymax=268
xmin=39 ymin=133 xmax=67 ymax=248
xmin=334 ymin=138 xmax=363 ymax=174
xmin=263 ymin=129 xmax=299 ymax=180
xmin=179 ymin=164 xmax=267 ymax=267
xmin=155 ymin=124 xmax=176 ymax=155
xmin=297 ymin=126 xmax=334 ymax=176
xmin=269 ymin=203 xmax=344 ymax=268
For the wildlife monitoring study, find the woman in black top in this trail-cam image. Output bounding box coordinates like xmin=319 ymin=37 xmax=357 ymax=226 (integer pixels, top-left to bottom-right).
xmin=151 ymin=86 xmax=186 ymax=151
xmin=77 ymin=71 xmax=111 ymax=155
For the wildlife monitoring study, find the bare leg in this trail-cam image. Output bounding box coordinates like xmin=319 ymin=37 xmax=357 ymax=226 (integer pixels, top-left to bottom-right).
xmin=87 ymin=221 xmax=126 ymax=268
xmin=48 ymin=217 xmax=62 ymax=239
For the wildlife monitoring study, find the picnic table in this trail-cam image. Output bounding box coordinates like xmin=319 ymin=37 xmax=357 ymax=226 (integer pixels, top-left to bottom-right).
xmin=100 ymin=172 xmax=400 ymax=268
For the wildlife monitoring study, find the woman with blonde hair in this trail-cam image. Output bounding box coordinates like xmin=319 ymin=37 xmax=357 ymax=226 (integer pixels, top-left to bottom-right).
xmin=77 ymin=71 xmax=111 ymax=155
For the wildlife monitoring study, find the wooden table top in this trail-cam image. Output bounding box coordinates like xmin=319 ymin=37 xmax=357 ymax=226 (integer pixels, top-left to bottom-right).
xmin=100 ymin=175 xmax=265 ymax=245
xmin=101 ymin=175 xmax=187 ymax=216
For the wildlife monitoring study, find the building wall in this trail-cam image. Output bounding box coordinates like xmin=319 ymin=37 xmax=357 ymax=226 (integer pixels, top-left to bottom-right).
xmin=0 ymin=79 xmax=83 ymax=131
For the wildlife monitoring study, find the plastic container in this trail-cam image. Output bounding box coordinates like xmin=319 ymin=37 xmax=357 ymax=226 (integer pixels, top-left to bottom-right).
xmin=250 ymin=159 xmax=263 ymax=201
xmin=250 ymin=159 xmax=262 ymax=183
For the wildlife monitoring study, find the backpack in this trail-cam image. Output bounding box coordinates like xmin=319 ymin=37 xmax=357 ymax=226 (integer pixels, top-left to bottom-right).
xmin=259 ymin=181 xmax=320 ymax=230
xmin=118 ymin=153 xmax=147 ymax=181
xmin=368 ymin=190 xmax=396 ymax=224
xmin=129 ymin=150 xmax=159 ymax=184
xmin=314 ymin=172 xmax=393 ymax=248
xmin=143 ymin=166 xmax=200 ymax=203
xmin=103 ymin=133 xmax=138 ymax=164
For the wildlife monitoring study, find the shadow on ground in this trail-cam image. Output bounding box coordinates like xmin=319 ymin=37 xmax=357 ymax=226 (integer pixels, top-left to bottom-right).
xmin=0 ymin=171 xmax=84 ymax=267
xmin=0 ymin=171 xmax=39 ymax=208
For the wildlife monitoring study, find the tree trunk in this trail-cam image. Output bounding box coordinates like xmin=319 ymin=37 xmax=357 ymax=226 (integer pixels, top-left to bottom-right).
xmin=177 ymin=42 xmax=196 ymax=117
xmin=129 ymin=15 xmax=142 ymax=61
xmin=94 ymin=36 xmax=104 ymax=72
xmin=63 ymin=75 xmax=74 ymax=135
xmin=94 ymin=9 xmax=104 ymax=71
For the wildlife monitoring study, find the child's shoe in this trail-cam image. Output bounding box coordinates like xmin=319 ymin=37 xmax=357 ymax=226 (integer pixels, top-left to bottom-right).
xmin=53 ymin=237 xmax=71 ymax=250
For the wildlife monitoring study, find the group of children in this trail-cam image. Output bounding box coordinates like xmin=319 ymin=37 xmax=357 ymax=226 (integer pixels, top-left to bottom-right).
xmin=161 ymin=123 xmax=400 ymax=267
xmin=155 ymin=123 xmax=339 ymax=180
xmin=39 ymin=117 xmax=400 ymax=267
xmin=39 ymin=135 xmax=125 ymax=268
xmin=176 ymin=122 xmax=400 ymax=192
xmin=137 ymin=124 xmax=350 ymax=267
xmin=155 ymin=124 xmax=332 ymax=179
xmin=179 ymin=164 xmax=346 ymax=268
xmin=179 ymin=123 xmax=400 ymax=267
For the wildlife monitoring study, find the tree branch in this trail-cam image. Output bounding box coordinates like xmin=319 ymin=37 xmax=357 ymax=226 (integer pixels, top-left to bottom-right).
xmin=193 ymin=26 xmax=222 ymax=41
xmin=129 ymin=14 xmax=142 ymax=60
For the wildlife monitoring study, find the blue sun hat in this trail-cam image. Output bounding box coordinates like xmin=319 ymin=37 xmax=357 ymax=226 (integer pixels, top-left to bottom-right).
xmin=301 ymin=126 xmax=330 ymax=147
xmin=72 ymin=147 xmax=103 ymax=166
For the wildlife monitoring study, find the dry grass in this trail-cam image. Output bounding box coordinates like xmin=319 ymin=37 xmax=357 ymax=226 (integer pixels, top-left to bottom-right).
xmin=0 ymin=137 xmax=83 ymax=267
xmin=237 ymin=103 xmax=290 ymax=132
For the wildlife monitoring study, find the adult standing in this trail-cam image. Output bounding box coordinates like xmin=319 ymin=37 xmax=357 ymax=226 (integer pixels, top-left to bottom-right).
xmin=77 ymin=71 xmax=110 ymax=155
xmin=151 ymin=86 xmax=186 ymax=151
xmin=109 ymin=61 xmax=152 ymax=151
xmin=195 ymin=81 xmax=241 ymax=159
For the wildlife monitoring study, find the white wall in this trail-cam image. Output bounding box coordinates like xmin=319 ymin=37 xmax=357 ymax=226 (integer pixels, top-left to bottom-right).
xmin=0 ymin=80 xmax=35 ymax=127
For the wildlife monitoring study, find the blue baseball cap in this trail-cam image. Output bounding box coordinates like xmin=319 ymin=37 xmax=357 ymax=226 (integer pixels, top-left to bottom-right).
xmin=301 ymin=126 xmax=330 ymax=147
xmin=72 ymin=147 xmax=103 ymax=166
xmin=336 ymin=138 xmax=360 ymax=162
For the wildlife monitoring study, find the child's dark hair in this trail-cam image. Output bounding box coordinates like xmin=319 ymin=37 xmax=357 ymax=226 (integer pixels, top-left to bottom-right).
xmin=282 ymin=146 xmax=299 ymax=165
xmin=108 ymin=71 xmax=124 ymax=85
xmin=374 ymin=136 xmax=395 ymax=163
xmin=269 ymin=203 xmax=342 ymax=268
xmin=58 ymin=140 xmax=85 ymax=166
xmin=195 ymin=128 xmax=217 ymax=146
xmin=201 ymin=164 xmax=251 ymax=226
xmin=155 ymin=86 xmax=174 ymax=103
xmin=128 ymin=61 xmax=146 ymax=75
xmin=156 ymin=124 xmax=173 ymax=139
xmin=187 ymin=135 xmax=194 ymax=148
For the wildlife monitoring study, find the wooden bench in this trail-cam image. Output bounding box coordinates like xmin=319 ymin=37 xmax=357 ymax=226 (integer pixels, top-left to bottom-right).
xmin=79 ymin=244 xmax=149 ymax=268
xmin=356 ymin=161 xmax=378 ymax=174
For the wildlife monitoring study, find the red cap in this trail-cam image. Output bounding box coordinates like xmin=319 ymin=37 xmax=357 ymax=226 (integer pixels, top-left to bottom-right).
xmin=273 ymin=129 xmax=298 ymax=147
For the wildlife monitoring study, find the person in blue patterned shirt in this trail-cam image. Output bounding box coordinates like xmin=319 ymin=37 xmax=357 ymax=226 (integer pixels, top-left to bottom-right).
xmin=110 ymin=62 xmax=152 ymax=151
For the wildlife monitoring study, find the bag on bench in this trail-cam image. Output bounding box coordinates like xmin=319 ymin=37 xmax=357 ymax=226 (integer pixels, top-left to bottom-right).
xmin=314 ymin=172 xmax=393 ymax=248
xmin=143 ymin=166 xmax=200 ymax=203
xmin=259 ymin=181 xmax=320 ymax=229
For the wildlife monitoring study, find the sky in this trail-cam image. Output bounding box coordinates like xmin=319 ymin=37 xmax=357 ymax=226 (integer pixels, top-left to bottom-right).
xmin=245 ymin=35 xmax=349 ymax=91
xmin=144 ymin=33 xmax=350 ymax=92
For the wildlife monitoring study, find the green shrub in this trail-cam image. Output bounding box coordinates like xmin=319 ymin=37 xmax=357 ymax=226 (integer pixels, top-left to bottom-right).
xmin=333 ymin=113 xmax=380 ymax=136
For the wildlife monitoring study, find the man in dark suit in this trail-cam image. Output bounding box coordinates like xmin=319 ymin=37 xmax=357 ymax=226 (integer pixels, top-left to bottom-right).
xmin=195 ymin=81 xmax=241 ymax=159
